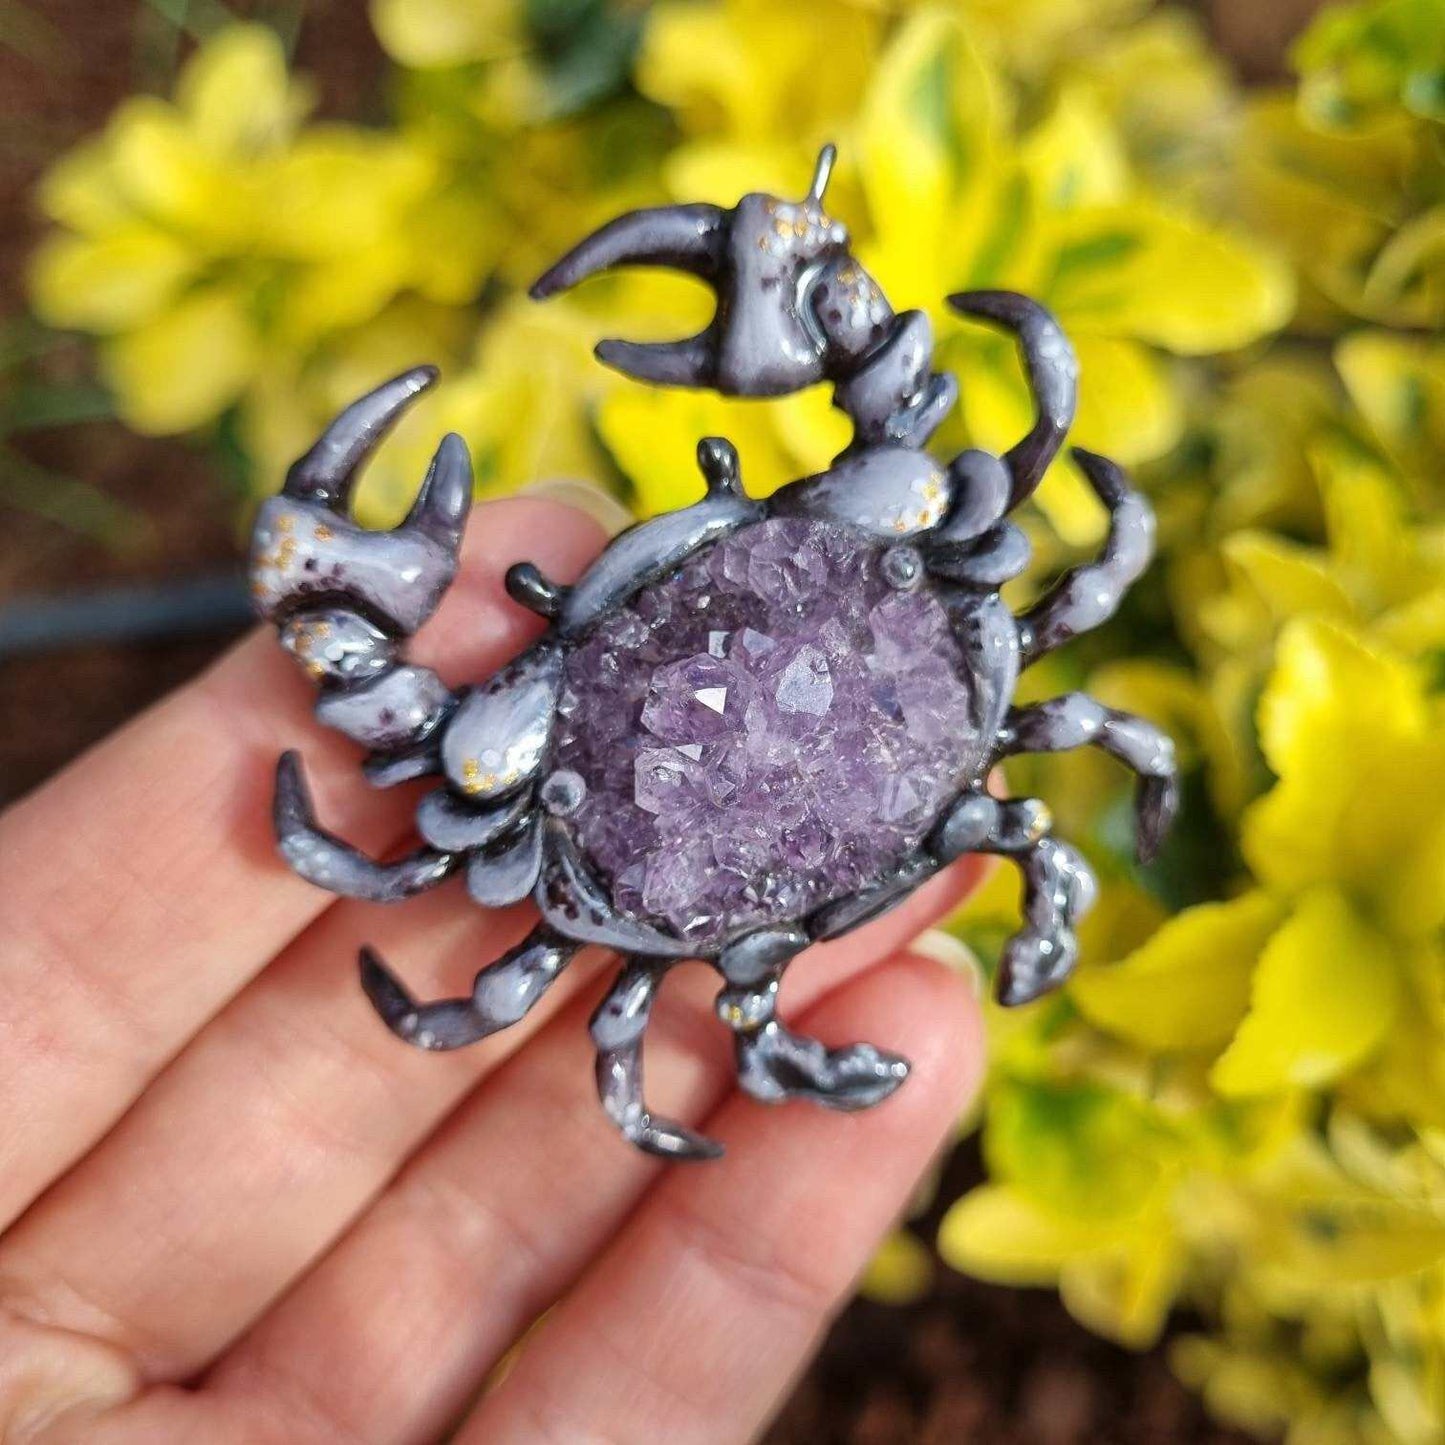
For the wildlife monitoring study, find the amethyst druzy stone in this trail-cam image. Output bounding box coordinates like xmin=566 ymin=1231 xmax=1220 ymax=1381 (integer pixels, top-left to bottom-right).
xmin=551 ymin=516 xmax=976 ymax=942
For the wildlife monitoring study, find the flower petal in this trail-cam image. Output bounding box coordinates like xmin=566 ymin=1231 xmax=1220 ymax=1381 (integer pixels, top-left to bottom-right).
xmin=938 ymin=1183 xmax=1118 ymax=1287
xmin=1047 ymin=201 xmax=1295 ymax=354
xmin=370 ymin=0 xmax=520 ymax=68
xmin=1072 ymin=892 xmax=1286 ymax=1053
xmin=102 ymin=285 xmax=258 ymax=433
xmin=28 ymin=228 xmax=197 ymax=332
xmin=176 ymin=23 xmax=310 ymax=157
xmin=1210 ymin=889 xmax=1399 ymax=1097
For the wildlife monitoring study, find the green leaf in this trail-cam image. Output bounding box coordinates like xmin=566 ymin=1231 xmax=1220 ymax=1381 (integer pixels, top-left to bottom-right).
xmin=984 ymin=1078 xmax=1180 ymax=1221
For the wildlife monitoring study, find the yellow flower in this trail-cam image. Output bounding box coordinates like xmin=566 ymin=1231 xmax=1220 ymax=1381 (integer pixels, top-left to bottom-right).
xmin=370 ymin=0 xmax=522 ymax=68
xmin=856 ymin=9 xmax=1292 ymax=543
xmin=1238 ymin=26 xmax=1445 ymax=334
xmin=600 ymin=3 xmax=1292 ymax=541
xmin=860 ymin=1229 xmax=935 ymax=1306
xmin=1074 ymin=620 xmax=1442 ymax=1100
xmin=1292 ymin=0 xmax=1445 ymax=131
xmin=29 ymin=25 xmax=451 ymax=435
xmin=637 ymin=0 xmax=884 ymax=200
xmin=1244 ymin=619 xmax=1445 ymax=940
xmin=1337 ymin=329 xmax=1445 ymax=513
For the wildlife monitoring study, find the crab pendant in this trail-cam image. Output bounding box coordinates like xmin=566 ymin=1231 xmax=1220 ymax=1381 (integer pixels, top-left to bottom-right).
xmin=250 ymin=147 xmax=1178 ymax=1160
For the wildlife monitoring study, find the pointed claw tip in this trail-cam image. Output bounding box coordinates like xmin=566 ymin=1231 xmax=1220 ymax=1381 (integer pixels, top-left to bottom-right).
xmin=401 ymin=363 xmax=441 ymax=392
xmin=633 ymin=1117 xmax=726 ymax=1161
xmin=945 ymin=289 xmax=999 ymax=316
xmin=285 ymin=366 xmax=442 ymax=507
xmin=358 ymin=947 xmax=419 ymax=1031
xmin=273 ymin=750 xmax=313 ymax=829
xmin=1135 ymin=774 xmax=1180 ymax=864
xmin=595 ymin=334 xmax=715 ymax=388
xmin=412 ymin=431 xmax=473 ymax=532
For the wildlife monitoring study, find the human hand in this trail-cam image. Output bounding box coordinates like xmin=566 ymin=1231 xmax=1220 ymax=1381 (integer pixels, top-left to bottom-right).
xmin=0 ymin=497 xmax=985 ymax=1445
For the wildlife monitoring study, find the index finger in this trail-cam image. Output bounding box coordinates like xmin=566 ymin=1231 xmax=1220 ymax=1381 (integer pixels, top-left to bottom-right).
xmin=0 ymin=495 xmax=605 ymax=1231
xmin=461 ymin=951 xmax=985 ymax=1445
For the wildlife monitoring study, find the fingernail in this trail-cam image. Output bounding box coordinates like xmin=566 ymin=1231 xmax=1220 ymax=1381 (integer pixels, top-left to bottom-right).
xmin=908 ymin=928 xmax=984 ymax=1000
xmin=522 ymin=477 xmax=633 ymax=536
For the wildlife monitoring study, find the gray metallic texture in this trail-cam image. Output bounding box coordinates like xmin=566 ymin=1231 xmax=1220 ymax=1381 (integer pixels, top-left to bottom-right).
xmin=736 ymin=1025 xmax=911 ymax=1110
xmin=504 ymin=562 xmax=567 ymax=620
xmin=929 ymin=790 xmax=1097 ymax=1007
xmin=592 ymin=961 xmax=724 ymax=1160
xmin=807 ymin=856 xmax=941 ymax=940
xmin=998 ymin=694 xmax=1179 ymax=863
xmin=251 ymin=366 xmax=472 ymax=798
xmin=313 ymin=665 xmax=450 ymax=751
xmin=274 ymin=752 xmax=456 ymax=902
xmin=557 ymin=440 xmax=762 ymax=635
xmin=924 ymin=521 xmax=1032 ymax=588
xmin=252 ymin=146 xmax=1179 ymax=1161
xmin=415 ymin=787 xmax=529 ymax=853
xmin=465 ymin=818 xmax=544 ymax=908
xmin=769 ymin=445 xmax=954 ymax=539
xmin=1016 ymin=447 xmax=1156 ymax=666
xmin=360 ymin=924 xmax=577 ymax=1051
xmin=440 ymin=645 xmax=563 ymax=802
xmin=946 ymin=290 xmax=1079 ymax=507
xmin=527 ymin=145 xmax=957 ymax=451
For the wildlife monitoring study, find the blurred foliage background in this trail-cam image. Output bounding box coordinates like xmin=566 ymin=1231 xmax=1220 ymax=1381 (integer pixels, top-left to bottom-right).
xmin=6 ymin=0 xmax=1445 ymax=1440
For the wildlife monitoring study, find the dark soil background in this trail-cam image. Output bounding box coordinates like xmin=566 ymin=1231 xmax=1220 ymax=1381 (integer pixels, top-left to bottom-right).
xmin=1 ymin=3 xmax=1316 ymax=1439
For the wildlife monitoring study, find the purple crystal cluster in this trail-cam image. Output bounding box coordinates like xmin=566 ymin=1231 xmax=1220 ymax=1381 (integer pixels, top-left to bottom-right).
xmin=551 ymin=517 xmax=976 ymax=943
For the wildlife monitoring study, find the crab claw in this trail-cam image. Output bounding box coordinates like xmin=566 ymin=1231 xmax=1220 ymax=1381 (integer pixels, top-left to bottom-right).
xmin=528 ymin=204 xmax=726 ymax=389
xmin=593 ymin=332 xmax=718 ymax=389
xmin=274 ymin=752 xmax=457 ymax=901
xmin=947 ymin=291 xmax=1078 ymax=508
xmin=284 ymin=365 xmax=438 ymax=511
xmin=250 ymin=370 xmax=474 ymax=637
xmin=529 ymin=202 xmax=724 ymax=301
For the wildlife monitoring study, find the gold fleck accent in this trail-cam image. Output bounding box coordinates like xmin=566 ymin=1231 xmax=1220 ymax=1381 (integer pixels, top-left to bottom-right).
xmin=460 ymin=758 xmax=503 ymax=796
xmin=1028 ymin=805 xmax=1053 ymax=841
xmin=276 ymin=514 xmax=295 ymax=533
xmin=314 ymin=523 xmax=333 ymax=541
xmin=306 ymin=661 xmax=327 ymax=681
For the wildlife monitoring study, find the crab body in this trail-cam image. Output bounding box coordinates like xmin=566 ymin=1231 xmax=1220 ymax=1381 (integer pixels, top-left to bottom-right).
xmin=253 ymin=149 xmax=1178 ymax=1159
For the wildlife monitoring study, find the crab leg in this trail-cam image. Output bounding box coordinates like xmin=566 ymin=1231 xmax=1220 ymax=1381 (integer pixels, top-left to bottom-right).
xmin=360 ymin=924 xmax=578 ymax=1052
xmin=529 ymin=203 xmax=724 ymax=299
xmin=998 ymin=695 xmax=1179 ymax=863
xmin=274 ymin=752 xmax=458 ymax=902
xmin=591 ymin=959 xmax=723 ymax=1161
xmin=1016 ymin=448 xmax=1155 ymax=667
xmin=715 ymin=928 xmax=911 ymax=1110
xmin=529 ymin=203 xmax=725 ymax=390
xmin=932 ymin=792 xmax=1097 ymax=1006
xmin=947 ymin=291 xmax=1079 ymax=507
